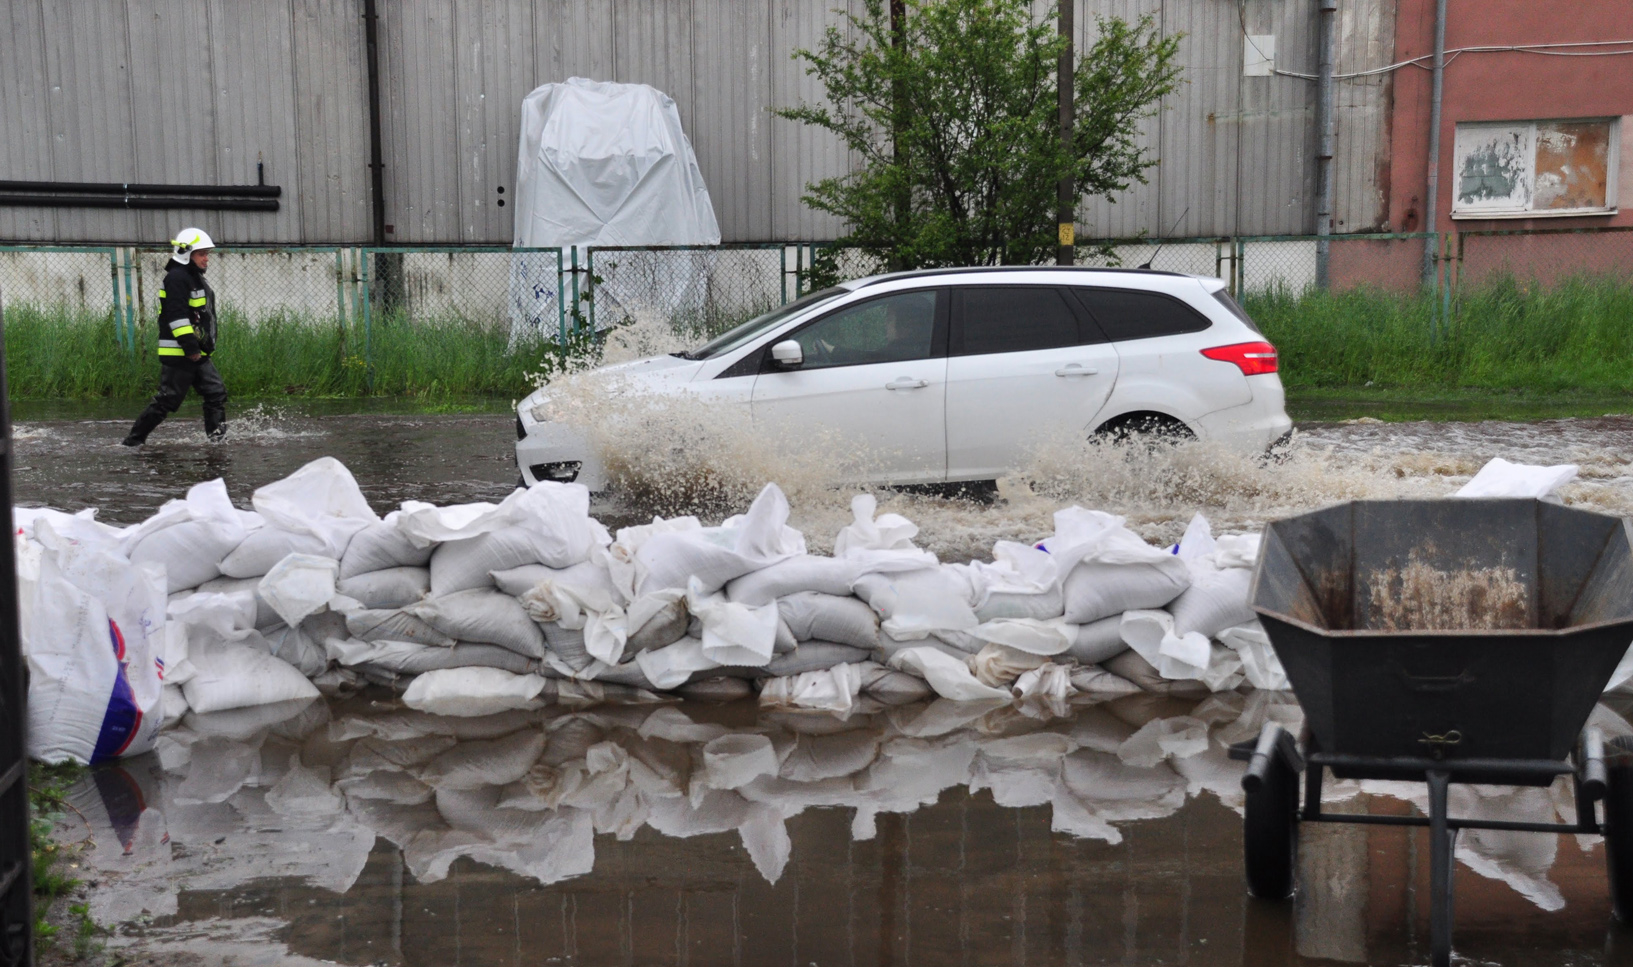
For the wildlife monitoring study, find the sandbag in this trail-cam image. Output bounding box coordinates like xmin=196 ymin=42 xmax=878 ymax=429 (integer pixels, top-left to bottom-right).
xmin=635 ymin=636 xmax=719 ymax=690
xmin=975 ymin=587 xmax=1065 ymax=622
xmin=25 ymin=554 xmax=163 ymax=764
xmin=259 ymin=622 xmax=331 ymax=678
xmin=765 ymin=641 xmax=873 ymax=677
xmin=338 ymin=567 xmax=431 ymax=610
xmin=219 ymin=526 xmax=334 ymax=579
xmin=516 ymin=561 xmax=624 ymax=627
xmin=634 ymin=483 xmax=806 ymax=595
xmin=1066 ymin=616 xmax=1127 ymax=664
xmin=853 ymin=568 xmax=979 ymax=641
xmin=676 ymin=676 xmax=756 ymax=702
xmin=759 ymin=663 xmax=865 ymax=713
xmin=626 ymin=596 xmax=689 ymax=652
xmin=888 ymin=646 xmax=1011 ymax=702
xmin=1167 ymin=567 xmax=1255 ymax=639
xmin=777 ymin=592 xmax=880 ymax=651
xmin=258 ymin=554 xmax=339 ymax=628
xmin=430 ymin=528 xmax=561 ymax=596
xmin=490 ymin=563 xmax=558 ymax=598
xmin=402 ymin=668 xmax=550 ymax=719
xmin=858 ymin=664 xmax=934 ymax=704
xmin=1069 ymin=664 xmax=1144 ymax=697
xmin=345 ymin=609 xmax=456 ymax=647
xmin=540 ymin=621 xmax=595 ymax=671
xmin=1061 ymin=561 xmax=1189 ymax=625
xmin=725 ymin=555 xmax=863 ymax=606
xmin=1101 ymin=650 xmax=1209 ymax=697
xmin=197 ymin=575 xmax=280 ymax=629
xmin=340 ymin=516 xmax=434 ymax=578
xmin=181 ymin=639 xmax=321 ymax=714
xmin=408 ymin=589 xmax=548 ymax=658
xmin=967 ymin=642 xmax=1048 ymax=687
xmin=329 ymin=637 xmax=538 ymax=677
xmin=126 ymin=478 xmax=252 ymax=592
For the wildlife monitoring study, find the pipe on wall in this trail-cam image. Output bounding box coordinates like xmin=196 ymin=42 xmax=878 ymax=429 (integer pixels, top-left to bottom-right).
xmin=1313 ymin=0 xmax=1337 ymax=288
xmin=363 ymin=0 xmax=388 ymax=246
xmin=0 ymin=194 xmax=279 ymax=211
xmin=1421 ymin=0 xmax=1448 ymax=285
xmin=0 ymin=181 xmax=280 ymax=198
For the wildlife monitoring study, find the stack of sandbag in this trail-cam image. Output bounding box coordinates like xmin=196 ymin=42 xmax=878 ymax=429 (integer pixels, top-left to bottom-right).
xmin=18 ymin=456 xmax=1301 ymax=766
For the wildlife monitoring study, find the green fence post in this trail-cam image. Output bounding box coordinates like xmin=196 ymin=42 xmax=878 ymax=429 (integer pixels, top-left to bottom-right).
xmin=360 ymin=248 xmax=373 ymax=390
xmin=334 ymin=248 xmax=346 ymax=334
xmin=122 ymin=248 xmax=136 ymax=352
xmin=555 ymin=248 xmax=567 ymax=347
xmin=108 ymin=248 xmax=125 ymax=351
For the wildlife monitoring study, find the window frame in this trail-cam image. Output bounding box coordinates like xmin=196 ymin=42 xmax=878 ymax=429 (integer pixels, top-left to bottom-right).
xmin=1450 ymin=117 xmax=1620 ymax=220
xmin=1067 ymin=285 xmax=1213 ymax=344
xmin=751 ymin=287 xmax=949 ymax=374
xmin=947 ymin=284 xmax=1105 ymax=357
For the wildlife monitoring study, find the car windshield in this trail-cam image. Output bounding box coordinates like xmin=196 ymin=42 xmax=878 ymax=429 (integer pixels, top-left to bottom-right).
xmin=680 ymin=287 xmax=848 ymax=360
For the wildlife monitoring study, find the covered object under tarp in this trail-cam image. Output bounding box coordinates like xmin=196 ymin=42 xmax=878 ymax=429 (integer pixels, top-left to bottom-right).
xmin=509 ymin=78 xmax=721 ymax=346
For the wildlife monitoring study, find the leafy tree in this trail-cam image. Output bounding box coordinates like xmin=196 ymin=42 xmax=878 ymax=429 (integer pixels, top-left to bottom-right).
xmin=777 ymin=0 xmax=1181 ymax=271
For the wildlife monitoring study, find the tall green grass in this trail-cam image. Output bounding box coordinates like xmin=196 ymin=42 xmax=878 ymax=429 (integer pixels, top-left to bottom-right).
xmin=1248 ymin=274 xmax=1633 ymax=393
xmin=1 ymin=305 xmax=574 ymax=400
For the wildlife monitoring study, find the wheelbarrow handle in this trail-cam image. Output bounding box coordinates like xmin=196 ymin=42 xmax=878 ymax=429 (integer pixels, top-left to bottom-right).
xmin=1242 ymin=721 xmax=1305 ymax=792
xmin=1582 ymin=728 xmax=1608 ymax=801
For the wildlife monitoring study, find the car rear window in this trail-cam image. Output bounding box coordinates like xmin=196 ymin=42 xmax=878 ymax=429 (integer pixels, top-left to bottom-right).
xmin=1210 ymin=289 xmax=1263 ymax=334
xmin=952 ymin=286 xmax=1087 ymax=356
xmin=1071 ymin=287 xmax=1212 ymax=341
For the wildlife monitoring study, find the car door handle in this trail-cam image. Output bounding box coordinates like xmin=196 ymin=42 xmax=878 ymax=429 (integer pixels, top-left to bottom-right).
xmin=885 ymin=378 xmax=929 ymax=390
xmin=1055 ymin=365 xmax=1099 ymax=377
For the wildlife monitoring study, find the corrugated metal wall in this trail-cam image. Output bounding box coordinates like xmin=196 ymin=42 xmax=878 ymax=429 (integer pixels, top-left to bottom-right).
xmin=0 ymin=0 xmax=1393 ymax=244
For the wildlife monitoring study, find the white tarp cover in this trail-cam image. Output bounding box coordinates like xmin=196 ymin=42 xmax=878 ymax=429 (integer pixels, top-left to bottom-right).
xmin=510 ymin=78 xmax=722 ymax=345
xmin=513 ymin=78 xmax=720 ymax=249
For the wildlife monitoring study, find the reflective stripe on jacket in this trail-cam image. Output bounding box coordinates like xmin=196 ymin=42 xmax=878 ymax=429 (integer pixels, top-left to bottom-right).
xmin=155 ymin=263 xmax=215 ymax=365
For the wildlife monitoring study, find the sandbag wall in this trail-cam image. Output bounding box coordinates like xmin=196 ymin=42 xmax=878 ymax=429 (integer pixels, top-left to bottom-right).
xmin=15 ymin=457 xmax=1286 ymax=765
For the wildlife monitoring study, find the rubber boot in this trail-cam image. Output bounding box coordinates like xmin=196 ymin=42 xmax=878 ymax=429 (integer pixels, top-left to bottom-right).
xmin=123 ymin=406 xmax=168 ymax=446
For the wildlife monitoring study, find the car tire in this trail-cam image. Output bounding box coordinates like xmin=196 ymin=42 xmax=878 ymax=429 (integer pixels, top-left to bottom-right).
xmin=1095 ymin=412 xmax=1195 ymax=447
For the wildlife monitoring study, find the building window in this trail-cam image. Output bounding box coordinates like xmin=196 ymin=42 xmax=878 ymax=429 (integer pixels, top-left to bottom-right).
xmin=1451 ymin=118 xmax=1618 ymax=218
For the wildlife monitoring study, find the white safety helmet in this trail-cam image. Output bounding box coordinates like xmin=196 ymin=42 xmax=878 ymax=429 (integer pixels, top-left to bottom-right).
xmin=170 ymin=228 xmax=216 ymax=264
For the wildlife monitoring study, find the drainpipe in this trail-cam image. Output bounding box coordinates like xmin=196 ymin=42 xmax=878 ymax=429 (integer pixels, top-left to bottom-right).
xmin=1420 ymin=0 xmax=1447 ymax=286
xmin=1313 ymin=0 xmax=1336 ymax=289
xmin=1056 ymin=0 xmax=1075 ymax=266
xmin=363 ymin=0 xmax=388 ymax=246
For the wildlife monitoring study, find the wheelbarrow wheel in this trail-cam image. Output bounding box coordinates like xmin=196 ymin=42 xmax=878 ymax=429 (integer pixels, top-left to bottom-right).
xmin=1604 ymin=736 xmax=1633 ymax=921
xmin=1244 ymin=752 xmax=1300 ymax=899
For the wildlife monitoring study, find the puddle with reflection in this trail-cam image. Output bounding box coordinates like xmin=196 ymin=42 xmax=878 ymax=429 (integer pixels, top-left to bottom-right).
xmin=60 ymin=691 xmax=1633 ymax=966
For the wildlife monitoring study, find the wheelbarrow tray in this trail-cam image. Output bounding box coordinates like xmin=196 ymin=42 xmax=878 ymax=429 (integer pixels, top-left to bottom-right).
xmin=1252 ymin=498 xmax=1633 ymax=780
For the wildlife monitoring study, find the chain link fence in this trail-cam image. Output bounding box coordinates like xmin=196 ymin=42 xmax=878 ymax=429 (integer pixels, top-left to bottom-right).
xmin=2 ymin=229 xmax=1631 ymax=369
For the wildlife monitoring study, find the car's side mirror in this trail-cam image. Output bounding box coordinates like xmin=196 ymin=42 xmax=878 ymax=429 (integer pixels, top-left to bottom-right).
xmin=770 ymin=339 xmax=804 ymax=370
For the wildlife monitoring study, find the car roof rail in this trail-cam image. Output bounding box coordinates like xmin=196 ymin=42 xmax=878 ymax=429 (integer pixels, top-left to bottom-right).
xmin=847 ymin=265 xmax=1197 ymax=288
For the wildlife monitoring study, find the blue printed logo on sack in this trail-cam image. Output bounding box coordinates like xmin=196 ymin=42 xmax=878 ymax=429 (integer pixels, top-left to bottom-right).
xmin=91 ymin=620 xmax=147 ymax=763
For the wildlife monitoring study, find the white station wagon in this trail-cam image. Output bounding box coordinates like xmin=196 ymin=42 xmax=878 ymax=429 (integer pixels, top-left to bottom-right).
xmin=515 ymin=267 xmax=1292 ymax=490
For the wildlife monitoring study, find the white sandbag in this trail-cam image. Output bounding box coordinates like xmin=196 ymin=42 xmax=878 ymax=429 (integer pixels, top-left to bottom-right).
xmin=724 ymin=555 xmax=864 ymax=606
xmin=1061 ymin=561 xmax=1189 ymax=625
xmin=196 ymin=575 xmax=280 ymax=628
xmin=635 ymin=483 xmax=806 ymax=594
xmin=253 ymin=456 xmax=378 ymax=532
xmin=219 ymin=526 xmax=334 ymax=579
xmin=1218 ymin=622 xmax=1288 ymax=691
xmin=1168 ymin=513 xmax=1257 ymax=637
xmin=161 ymin=683 xmax=189 ymax=723
xmin=858 ymin=664 xmax=935 ymax=704
xmin=431 ymin=527 xmax=571 ymax=596
xmin=490 ymin=563 xmax=559 ymax=597
xmin=975 ymin=587 xmax=1065 ymax=622
xmin=853 ymin=567 xmax=979 ymax=641
xmin=336 ymin=770 xmax=435 ymax=805
xmin=764 ymin=641 xmax=872 ymax=677
xmin=967 ymin=642 xmax=1048 ymax=687
xmin=339 ymin=514 xmax=435 ymax=578
xmin=1455 ymin=457 xmax=1578 ymax=499
xmin=776 ymin=592 xmax=881 ymax=651
xmin=759 ymin=663 xmax=865 ymax=713
xmin=1120 ymin=610 xmax=1212 ymax=679
xmin=328 ymin=637 xmax=538 ymax=677
xmin=181 ymin=639 xmax=320 ymax=714
xmin=345 ymin=608 xmax=457 ymax=646
xmin=888 ymin=646 xmax=1011 ymax=702
xmin=1013 ymin=662 xmax=1076 ymax=703
xmin=25 ymin=554 xmax=164 ymax=763
xmin=337 ymin=566 xmax=430 ymax=610
xmin=402 ymin=668 xmax=550 ymax=718
xmin=831 ymin=494 xmax=938 ymax=572
xmin=702 ymin=733 xmax=779 ymax=789
xmin=127 ymin=479 xmax=252 ymax=591
xmin=627 ymin=595 xmax=690 ymax=652
xmin=541 ymin=621 xmax=595 ymax=671
xmin=968 ymin=617 xmax=1076 ymax=656
xmin=1100 ymin=649 xmax=1209 ymax=697
xmin=1066 ymin=616 xmax=1127 ymax=664
xmin=1068 ymin=664 xmax=1142 ymax=697
xmin=259 ymin=623 xmax=330 ymax=678
xmin=635 ymin=636 xmax=720 ymax=690
xmin=687 ymin=578 xmax=779 ymax=667
xmin=407 ymin=589 xmax=548 ymax=658
xmin=516 ymin=560 xmax=624 ymax=628
xmin=258 ymin=553 xmax=339 ymax=627
xmin=677 ymin=676 xmax=755 ymax=701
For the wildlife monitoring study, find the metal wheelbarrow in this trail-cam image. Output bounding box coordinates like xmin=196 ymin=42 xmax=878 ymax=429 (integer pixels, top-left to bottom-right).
xmin=1232 ymin=499 xmax=1633 ymax=967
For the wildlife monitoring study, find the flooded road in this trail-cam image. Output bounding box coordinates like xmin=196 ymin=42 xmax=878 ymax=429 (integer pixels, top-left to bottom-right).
xmin=60 ymin=691 xmax=1633 ymax=966
xmin=15 ymin=401 xmax=1633 ymax=559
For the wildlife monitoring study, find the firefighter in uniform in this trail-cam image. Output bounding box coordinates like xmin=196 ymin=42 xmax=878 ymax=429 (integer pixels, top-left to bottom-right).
xmin=122 ymin=228 xmax=229 ymax=445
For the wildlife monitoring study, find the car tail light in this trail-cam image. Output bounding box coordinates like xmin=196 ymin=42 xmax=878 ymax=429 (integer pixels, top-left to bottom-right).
xmin=1201 ymin=341 xmax=1278 ymax=376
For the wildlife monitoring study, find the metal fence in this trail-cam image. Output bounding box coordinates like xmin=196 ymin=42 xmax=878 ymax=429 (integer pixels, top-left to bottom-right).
xmin=1 ymin=229 xmax=1630 ymax=366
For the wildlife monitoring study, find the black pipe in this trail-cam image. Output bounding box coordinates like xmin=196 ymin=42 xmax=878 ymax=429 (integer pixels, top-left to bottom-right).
xmin=0 ymin=194 xmax=278 ymax=211
xmin=363 ymin=0 xmax=388 ymax=245
xmin=0 ymin=290 xmax=31 ymax=967
xmin=0 ymin=180 xmax=280 ymax=198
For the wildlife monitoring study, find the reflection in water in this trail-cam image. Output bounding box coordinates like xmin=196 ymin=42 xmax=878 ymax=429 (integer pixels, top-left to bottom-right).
xmin=65 ymin=693 xmax=1633 ymax=966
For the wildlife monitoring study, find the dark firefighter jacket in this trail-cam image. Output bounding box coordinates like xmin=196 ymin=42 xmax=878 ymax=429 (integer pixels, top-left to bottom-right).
xmin=156 ymin=261 xmax=216 ymax=366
